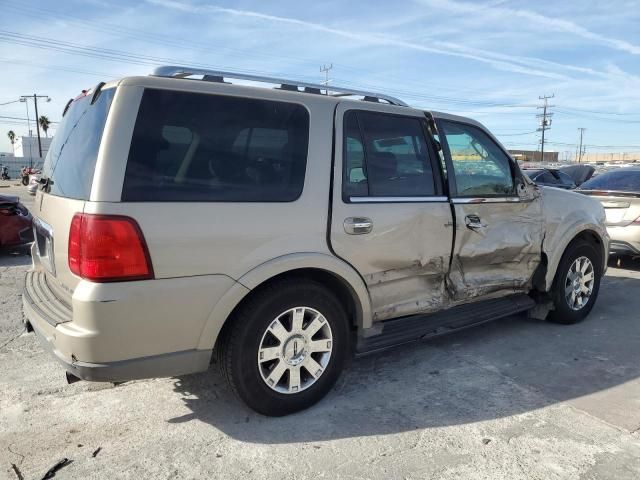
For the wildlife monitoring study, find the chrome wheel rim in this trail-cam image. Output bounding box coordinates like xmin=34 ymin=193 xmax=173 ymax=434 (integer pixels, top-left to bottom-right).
xmin=257 ymin=306 xmax=333 ymax=394
xmin=564 ymin=256 xmax=595 ymax=311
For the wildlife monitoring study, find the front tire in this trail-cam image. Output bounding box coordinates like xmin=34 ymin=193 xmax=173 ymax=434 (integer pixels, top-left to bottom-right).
xmin=219 ymin=279 xmax=350 ymax=416
xmin=547 ymin=240 xmax=602 ymax=324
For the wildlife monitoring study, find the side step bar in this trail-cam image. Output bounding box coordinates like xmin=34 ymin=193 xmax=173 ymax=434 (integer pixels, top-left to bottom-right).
xmin=356 ymin=294 xmax=535 ymax=355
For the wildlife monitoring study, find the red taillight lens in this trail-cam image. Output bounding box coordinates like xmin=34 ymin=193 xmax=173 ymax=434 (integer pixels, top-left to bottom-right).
xmin=68 ymin=214 xmax=153 ymax=282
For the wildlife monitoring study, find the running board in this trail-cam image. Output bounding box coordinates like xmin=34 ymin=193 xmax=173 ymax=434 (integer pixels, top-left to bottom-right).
xmin=356 ymin=294 xmax=535 ymax=355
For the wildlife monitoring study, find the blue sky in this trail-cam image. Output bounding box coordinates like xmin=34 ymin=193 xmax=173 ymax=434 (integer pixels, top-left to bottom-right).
xmin=1 ymin=0 xmax=640 ymax=157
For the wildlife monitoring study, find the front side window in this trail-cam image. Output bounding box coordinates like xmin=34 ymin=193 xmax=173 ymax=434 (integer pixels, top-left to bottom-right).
xmin=343 ymin=111 xmax=435 ymax=199
xmin=122 ymin=89 xmax=309 ymax=202
xmin=439 ymin=120 xmax=514 ymax=197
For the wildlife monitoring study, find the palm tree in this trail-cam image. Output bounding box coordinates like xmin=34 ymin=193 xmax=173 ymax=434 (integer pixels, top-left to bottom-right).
xmin=39 ymin=116 xmax=51 ymax=137
xmin=7 ymin=130 xmax=16 ymax=145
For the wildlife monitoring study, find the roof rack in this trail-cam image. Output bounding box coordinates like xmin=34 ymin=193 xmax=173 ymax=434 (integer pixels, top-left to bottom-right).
xmin=151 ymin=66 xmax=408 ymax=107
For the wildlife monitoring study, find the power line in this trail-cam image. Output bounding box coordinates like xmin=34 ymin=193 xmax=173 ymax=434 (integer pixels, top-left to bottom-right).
xmin=0 ymin=115 xmax=58 ymax=123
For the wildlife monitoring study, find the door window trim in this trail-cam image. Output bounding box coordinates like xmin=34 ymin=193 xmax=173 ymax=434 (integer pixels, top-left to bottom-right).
xmin=341 ymin=109 xmax=445 ymax=204
xmin=436 ymin=118 xmax=521 ymax=201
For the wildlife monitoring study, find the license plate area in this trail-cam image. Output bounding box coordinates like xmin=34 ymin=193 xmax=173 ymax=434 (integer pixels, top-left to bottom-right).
xmin=33 ymin=217 xmax=56 ymax=276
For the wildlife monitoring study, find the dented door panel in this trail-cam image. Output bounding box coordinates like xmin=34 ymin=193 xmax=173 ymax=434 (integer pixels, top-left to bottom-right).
xmin=330 ymin=102 xmax=453 ymax=322
xmin=331 ymin=202 xmax=453 ymax=321
xmin=448 ymin=199 xmax=543 ymax=301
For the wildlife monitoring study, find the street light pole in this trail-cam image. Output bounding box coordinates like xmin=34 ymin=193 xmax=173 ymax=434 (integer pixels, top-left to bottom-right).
xmin=20 ymin=94 xmax=51 ymax=159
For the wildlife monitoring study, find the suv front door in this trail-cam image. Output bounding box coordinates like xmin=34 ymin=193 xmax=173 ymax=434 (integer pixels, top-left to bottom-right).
xmin=330 ymin=104 xmax=453 ymax=321
xmin=436 ymin=117 xmax=543 ymax=302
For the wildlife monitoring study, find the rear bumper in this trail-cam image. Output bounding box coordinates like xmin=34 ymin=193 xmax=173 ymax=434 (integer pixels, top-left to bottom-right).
xmin=27 ymin=308 xmax=211 ymax=382
xmin=23 ymin=267 xmax=236 ymax=382
xmin=607 ymin=225 xmax=640 ymax=256
xmin=610 ymin=240 xmax=640 ymax=256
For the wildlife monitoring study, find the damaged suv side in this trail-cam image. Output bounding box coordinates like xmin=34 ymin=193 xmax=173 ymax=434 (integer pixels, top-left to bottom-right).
xmin=23 ymin=67 xmax=608 ymax=416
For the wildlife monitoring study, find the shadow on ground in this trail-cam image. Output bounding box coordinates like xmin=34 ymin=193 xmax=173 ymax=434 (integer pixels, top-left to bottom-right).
xmin=610 ymin=254 xmax=640 ymax=272
xmin=170 ymin=271 xmax=640 ymax=443
xmin=0 ymin=245 xmax=32 ymax=267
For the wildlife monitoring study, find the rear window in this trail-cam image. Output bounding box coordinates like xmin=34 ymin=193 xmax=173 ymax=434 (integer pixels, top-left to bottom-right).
xmin=121 ymin=89 xmax=310 ymax=202
xmin=580 ymin=170 xmax=640 ymax=192
xmin=41 ymin=88 xmax=115 ymax=199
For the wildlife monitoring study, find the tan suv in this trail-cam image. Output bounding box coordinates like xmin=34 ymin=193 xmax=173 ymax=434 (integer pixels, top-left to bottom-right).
xmin=23 ymin=67 xmax=609 ymax=416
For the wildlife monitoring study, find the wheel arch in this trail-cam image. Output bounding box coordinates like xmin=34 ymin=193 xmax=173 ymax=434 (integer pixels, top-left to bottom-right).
xmin=543 ymin=227 xmax=607 ymax=291
xmin=197 ymin=253 xmax=372 ymax=351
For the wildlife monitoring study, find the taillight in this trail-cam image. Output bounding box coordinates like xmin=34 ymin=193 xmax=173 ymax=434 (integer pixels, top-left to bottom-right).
xmin=68 ymin=214 xmax=154 ymax=282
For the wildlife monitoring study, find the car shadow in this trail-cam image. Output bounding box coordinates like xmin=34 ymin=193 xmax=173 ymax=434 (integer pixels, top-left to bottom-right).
xmin=170 ymin=273 xmax=640 ymax=443
xmin=0 ymin=244 xmax=32 ymax=267
xmin=609 ymin=254 xmax=640 ymax=272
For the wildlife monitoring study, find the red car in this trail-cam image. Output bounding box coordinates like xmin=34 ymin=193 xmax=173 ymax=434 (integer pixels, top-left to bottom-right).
xmin=0 ymin=194 xmax=33 ymax=248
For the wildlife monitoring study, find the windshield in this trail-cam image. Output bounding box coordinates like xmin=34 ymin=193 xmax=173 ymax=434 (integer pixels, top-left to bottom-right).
xmin=523 ymin=169 xmax=543 ymax=179
xmin=41 ymin=87 xmax=115 ymax=199
xmin=580 ymin=169 xmax=640 ymax=192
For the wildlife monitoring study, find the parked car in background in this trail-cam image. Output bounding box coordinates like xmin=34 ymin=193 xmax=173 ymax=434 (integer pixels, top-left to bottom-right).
xmin=23 ymin=67 xmax=608 ymax=416
xmin=523 ymin=168 xmax=577 ymax=189
xmin=559 ymin=164 xmax=595 ymax=187
xmin=578 ymin=168 xmax=640 ymax=256
xmin=0 ymin=194 xmax=33 ymax=248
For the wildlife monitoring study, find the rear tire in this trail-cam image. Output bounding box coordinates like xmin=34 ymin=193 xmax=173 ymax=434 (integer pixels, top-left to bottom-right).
xmin=219 ymin=279 xmax=350 ymax=416
xmin=547 ymin=240 xmax=602 ymax=324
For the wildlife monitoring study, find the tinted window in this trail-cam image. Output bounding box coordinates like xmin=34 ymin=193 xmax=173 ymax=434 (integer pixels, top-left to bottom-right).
xmin=122 ymin=89 xmax=309 ymax=202
xmin=580 ymin=170 xmax=640 ymax=192
xmin=41 ymin=88 xmax=115 ymax=199
xmin=439 ymin=120 xmax=514 ymax=197
xmin=524 ymin=169 xmax=543 ymax=180
xmin=537 ymin=171 xmax=558 ymax=184
xmin=343 ymin=111 xmax=435 ymax=198
xmin=556 ymin=171 xmax=575 ymax=186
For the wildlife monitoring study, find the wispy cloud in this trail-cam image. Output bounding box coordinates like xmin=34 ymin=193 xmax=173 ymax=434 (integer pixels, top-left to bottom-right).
xmin=419 ymin=0 xmax=640 ymax=55
xmin=147 ymin=0 xmax=575 ymax=80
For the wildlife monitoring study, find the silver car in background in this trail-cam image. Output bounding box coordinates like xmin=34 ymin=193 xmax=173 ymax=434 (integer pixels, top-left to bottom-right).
xmin=578 ymin=168 xmax=640 ymax=256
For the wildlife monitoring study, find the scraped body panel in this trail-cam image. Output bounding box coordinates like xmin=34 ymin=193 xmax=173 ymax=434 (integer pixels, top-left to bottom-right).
xmin=448 ymin=199 xmax=543 ymax=301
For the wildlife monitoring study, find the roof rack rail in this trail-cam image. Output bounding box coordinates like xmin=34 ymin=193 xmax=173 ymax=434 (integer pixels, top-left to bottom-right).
xmin=151 ymin=66 xmax=408 ymax=107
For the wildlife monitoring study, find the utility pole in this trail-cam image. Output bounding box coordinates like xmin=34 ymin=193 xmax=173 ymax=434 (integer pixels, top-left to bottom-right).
xmin=20 ymin=94 xmax=51 ymax=159
xmin=320 ymin=64 xmax=333 ymax=94
xmin=536 ymin=94 xmax=554 ymax=163
xmin=577 ymin=128 xmax=586 ymax=163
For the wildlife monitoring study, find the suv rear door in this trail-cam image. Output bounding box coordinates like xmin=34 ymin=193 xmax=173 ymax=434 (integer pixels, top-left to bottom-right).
xmin=330 ymin=103 xmax=453 ymax=321
xmin=436 ymin=117 xmax=543 ymax=302
xmin=31 ymin=86 xmax=116 ymax=305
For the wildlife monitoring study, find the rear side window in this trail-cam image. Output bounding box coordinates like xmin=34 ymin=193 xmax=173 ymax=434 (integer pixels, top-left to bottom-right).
xmin=343 ymin=110 xmax=436 ymax=199
xmin=122 ymin=89 xmax=310 ymax=202
xmin=41 ymin=88 xmax=115 ymax=200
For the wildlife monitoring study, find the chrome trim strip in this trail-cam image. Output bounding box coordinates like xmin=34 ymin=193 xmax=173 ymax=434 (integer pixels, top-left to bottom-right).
xmin=152 ymin=66 xmax=408 ymax=106
xmin=349 ymin=196 xmax=449 ymax=203
xmin=452 ymin=197 xmax=521 ymax=204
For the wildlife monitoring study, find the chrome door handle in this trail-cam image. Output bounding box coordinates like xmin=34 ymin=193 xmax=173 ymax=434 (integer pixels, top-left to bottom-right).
xmin=465 ymin=214 xmax=486 ymax=230
xmin=344 ymin=217 xmax=373 ymax=235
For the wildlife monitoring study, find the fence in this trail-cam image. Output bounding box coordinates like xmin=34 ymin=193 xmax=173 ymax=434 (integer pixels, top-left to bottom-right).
xmin=0 ymin=157 xmax=44 ymax=179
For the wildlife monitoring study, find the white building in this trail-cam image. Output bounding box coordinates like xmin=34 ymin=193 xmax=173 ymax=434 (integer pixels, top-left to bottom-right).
xmin=13 ymin=135 xmax=52 ymax=160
